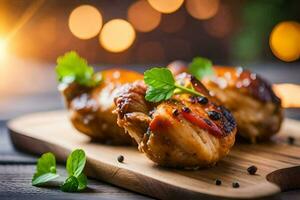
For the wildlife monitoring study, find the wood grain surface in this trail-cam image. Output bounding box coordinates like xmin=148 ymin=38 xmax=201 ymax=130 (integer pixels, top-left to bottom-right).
xmin=7 ymin=111 xmax=300 ymax=200
xmin=0 ymin=120 xmax=151 ymax=200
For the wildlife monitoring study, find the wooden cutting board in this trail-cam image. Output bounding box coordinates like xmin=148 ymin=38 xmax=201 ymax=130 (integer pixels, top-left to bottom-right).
xmin=8 ymin=110 xmax=300 ymax=200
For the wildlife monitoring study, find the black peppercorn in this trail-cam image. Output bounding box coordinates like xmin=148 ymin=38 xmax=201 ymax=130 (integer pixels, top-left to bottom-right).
xmin=117 ymin=155 xmax=124 ymax=163
xmin=182 ymin=107 xmax=191 ymax=113
xmin=247 ymin=165 xmax=257 ymax=175
xmin=172 ymin=109 xmax=179 ymax=116
xmin=208 ymin=111 xmax=221 ymax=120
xmin=288 ymin=136 xmax=295 ymax=145
xmin=215 ymin=179 xmax=222 ymax=186
xmin=197 ymin=96 xmax=208 ymax=105
xmin=232 ymin=182 xmax=240 ymax=188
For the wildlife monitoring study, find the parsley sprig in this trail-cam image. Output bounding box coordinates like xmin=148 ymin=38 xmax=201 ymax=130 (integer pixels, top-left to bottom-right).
xmin=144 ymin=68 xmax=203 ymax=102
xmin=56 ymin=51 xmax=102 ymax=87
xmin=32 ymin=149 xmax=87 ymax=193
xmin=188 ymin=56 xmax=214 ymax=80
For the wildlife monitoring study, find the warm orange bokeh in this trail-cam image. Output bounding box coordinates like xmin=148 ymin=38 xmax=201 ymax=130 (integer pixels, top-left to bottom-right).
xmin=128 ymin=0 xmax=161 ymax=32
xmin=69 ymin=5 xmax=103 ymax=40
xmin=0 ymin=39 xmax=7 ymax=61
xmin=99 ymin=19 xmax=136 ymax=53
xmin=270 ymin=21 xmax=300 ymax=62
xmin=273 ymin=84 xmax=300 ymax=108
xmin=186 ymin=0 xmax=219 ymax=20
xmin=148 ymin=0 xmax=184 ymax=14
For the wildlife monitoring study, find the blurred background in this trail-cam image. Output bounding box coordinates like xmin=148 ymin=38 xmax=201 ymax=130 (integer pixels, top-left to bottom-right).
xmin=0 ymin=0 xmax=299 ymax=119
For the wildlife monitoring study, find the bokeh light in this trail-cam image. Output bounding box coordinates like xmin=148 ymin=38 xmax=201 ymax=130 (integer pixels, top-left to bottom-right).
xmin=148 ymin=0 xmax=184 ymax=14
xmin=186 ymin=0 xmax=219 ymax=20
xmin=128 ymin=0 xmax=161 ymax=32
xmin=69 ymin=5 xmax=103 ymax=40
xmin=273 ymin=84 xmax=300 ymax=108
xmin=99 ymin=19 xmax=136 ymax=53
xmin=270 ymin=21 xmax=300 ymax=62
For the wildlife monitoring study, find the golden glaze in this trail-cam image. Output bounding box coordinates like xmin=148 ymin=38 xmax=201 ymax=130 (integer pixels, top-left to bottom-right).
xmin=168 ymin=61 xmax=283 ymax=143
xmin=208 ymin=66 xmax=281 ymax=104
xmin=115 ymin=74 xmax=237 ymax=168
xmin=60 ymin=69 xmax=143 ymax=144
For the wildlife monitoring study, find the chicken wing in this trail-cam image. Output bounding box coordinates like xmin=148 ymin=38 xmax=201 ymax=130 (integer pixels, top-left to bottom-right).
xmin=114 ymin=73 xmax=237 ymax=168
xmin=60 ymin=69 xmax=143 ymax=145
xmin=168 ymin=61 xmax=283 ymax=143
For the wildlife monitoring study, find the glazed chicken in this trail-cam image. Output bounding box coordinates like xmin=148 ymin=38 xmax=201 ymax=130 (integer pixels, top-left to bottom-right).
xmin=114 ymin=73 xmax=237 ymax=168
xmin=60 ymin=69 xmax=143 ymax=145
xmin=168 ymin=61 xmax=283 ymax=143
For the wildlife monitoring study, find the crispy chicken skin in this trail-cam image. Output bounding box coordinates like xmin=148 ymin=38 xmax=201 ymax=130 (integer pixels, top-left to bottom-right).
xmin=60 ymin=69 xmax=143 ymax=145
xmin=114 ymin=73 xmax=237 ymax=168
xmin=168 ymin=61 xmax=283 ymax=143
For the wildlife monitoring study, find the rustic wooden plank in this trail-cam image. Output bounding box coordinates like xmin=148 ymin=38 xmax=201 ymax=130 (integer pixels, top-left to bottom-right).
xmin=0 ymin=165 xmax=298 ymax=200
xmin=7 ymin=111 xmax=300 ymax=200
xmin=0 ymin=165 xmax=152 ymax=200
xmin=0 ymin=121 xmax=152 ymax=200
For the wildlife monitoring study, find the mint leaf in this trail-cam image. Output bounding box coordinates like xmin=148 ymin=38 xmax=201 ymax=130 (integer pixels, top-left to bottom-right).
xmin=32 ymin=173 xmax=59 ymax=186
xmin=61 ymin=176 xmax=79 ymax=192
xmin=77 ymin=173 xmax=88 ymax=190
xmin=56 ymin=51 xmax=102 ymax=87
xmin=144 ymin=68 xmax=203 ymax=102
xmin=144 ymin=68 xmax=176 ymax=102
xmin=66 ymin=149 xmax=86 ymax=178
xmin=32 ymin=152 xmax=58 ymax=186
xmin=188 ymin=57 xmax=213 ymax=80
xmin=32 ymin=150 xmax=88 ymax=192
xmin=65 ymin=150 xmax=88 ymax=192
xmin=36 ymin=152 xmax=56 ymax=174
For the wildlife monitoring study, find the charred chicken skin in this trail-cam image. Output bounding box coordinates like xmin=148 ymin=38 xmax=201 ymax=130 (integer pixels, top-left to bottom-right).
xmin=60 ymin=69 xmax=143 ymax=144
xmin=168 ymin=61 xmax=283 ymax=143
xmin=114 ymin=73 xmax=237 ymax=168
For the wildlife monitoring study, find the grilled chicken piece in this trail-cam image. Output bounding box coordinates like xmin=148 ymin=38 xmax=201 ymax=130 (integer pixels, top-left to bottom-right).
xmin=168 ymin=61 xmax=283 ymax=143
xmin=114 ymin=73 xmax=237 ymax=168
xmin=60 ymin=69 xmax=143 ymax=145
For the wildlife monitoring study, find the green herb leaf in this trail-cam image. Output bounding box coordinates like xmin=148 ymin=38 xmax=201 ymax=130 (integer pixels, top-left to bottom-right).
xmin=56 ymin=51 xmax=101 ymax=87
xmin=32 ymin=152 xmax=58 ymax=186
xmin=145 ymin=86 xmax=175 ymax=102
xmin=61 ymin=176 xmax=79 ymax=193
xmin=144 ymin=68 xmax=203 ymax=102
xmin=144 ymin=68 xmax=176 ymax=102
xmin=65 ymin=150 xmax=87 ymax=192
xmin=32 ymin=150 xmax=88 ymax=192
xmin=66 ymin=149 xmax=86 ymax=178
xmin=188 ymin=56 xmax=214 ymax=80
xmin=77 ymin=173 xmax=88 ymax=191
xmin=32 ymin=173 xmax=59 ymax=186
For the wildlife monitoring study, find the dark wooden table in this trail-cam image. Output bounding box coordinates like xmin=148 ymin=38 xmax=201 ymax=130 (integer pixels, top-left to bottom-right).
xmin=0 ymin=120 xmax=152 ymax=200
xmin=0 ymin=59 xmax=300 ymax=199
